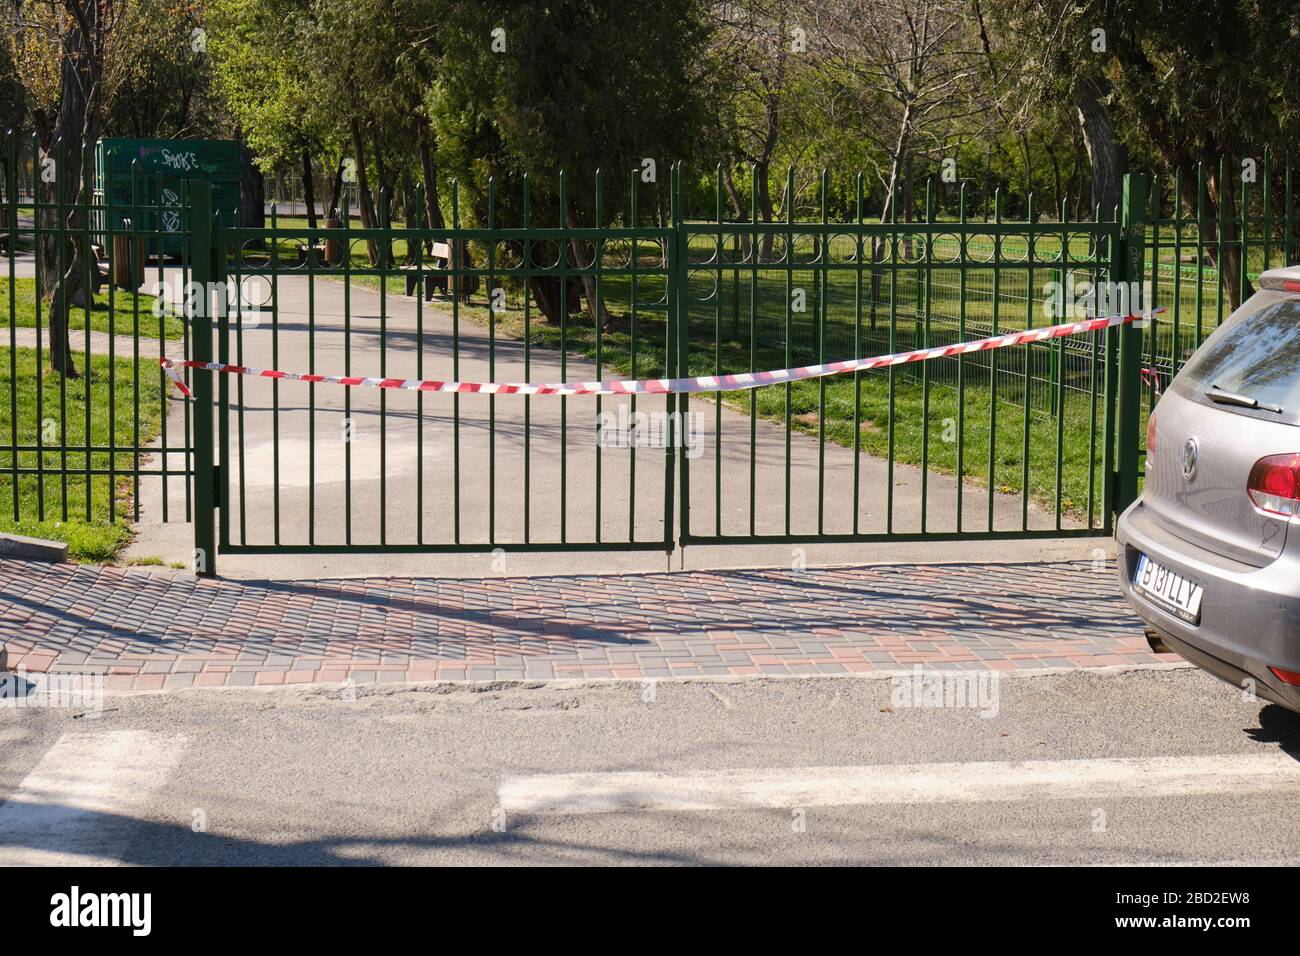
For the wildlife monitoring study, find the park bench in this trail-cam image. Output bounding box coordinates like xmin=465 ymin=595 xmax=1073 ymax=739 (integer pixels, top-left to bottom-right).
xmin=402 ymin=240 xmax=454 ymax=299
xmin=294 ymin=242 xmax=327 ymax=268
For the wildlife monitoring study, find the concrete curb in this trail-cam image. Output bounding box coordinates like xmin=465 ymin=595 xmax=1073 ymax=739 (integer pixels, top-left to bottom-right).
xmin=0 ymin=533 xmax=68 ymax=563
xmin=88 ymin=660 xmax=1196 ymax=698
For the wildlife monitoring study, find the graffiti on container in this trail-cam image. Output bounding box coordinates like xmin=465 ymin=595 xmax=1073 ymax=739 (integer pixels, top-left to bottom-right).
xmin=160 ymin=149 xmax=200 ymax=171
xmin=162 ymin=188 xmax=181 ymax=232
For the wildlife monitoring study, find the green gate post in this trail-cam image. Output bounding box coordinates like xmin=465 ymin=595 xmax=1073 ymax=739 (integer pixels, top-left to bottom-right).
xmin=1114 ymin=173 xmax=1148 ymax=516
xmin=190 ymin=180 xmax=217 ymax=576
xmin=668 ymin=163 xmax=685 ymax=552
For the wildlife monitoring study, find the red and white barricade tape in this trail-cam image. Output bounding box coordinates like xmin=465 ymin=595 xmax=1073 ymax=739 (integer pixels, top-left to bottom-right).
xmin=159 ymin=308 xmax=1161 ymax=400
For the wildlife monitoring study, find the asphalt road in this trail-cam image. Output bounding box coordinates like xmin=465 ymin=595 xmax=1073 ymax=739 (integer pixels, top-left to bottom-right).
xmin=2 ymin=667 xmax=1299 ymax=866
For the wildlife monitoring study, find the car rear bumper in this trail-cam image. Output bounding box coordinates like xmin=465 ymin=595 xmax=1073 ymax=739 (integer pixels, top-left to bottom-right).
xmin=1116 ymin=498 xmax=1300 ymax=711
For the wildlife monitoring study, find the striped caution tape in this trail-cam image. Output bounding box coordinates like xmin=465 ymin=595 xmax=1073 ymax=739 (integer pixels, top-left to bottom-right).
xmin=159 ymin=308 xmax=1161 ymax=401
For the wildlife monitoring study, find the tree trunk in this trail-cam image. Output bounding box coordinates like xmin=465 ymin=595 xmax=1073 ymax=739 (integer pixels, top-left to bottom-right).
xmin=237 ymin=132 xmax=264 ymax=230
xmin=529 ymin=275 xmax=584 ymax=325
xmin=300 ymin=149 xmax=318 ymax=230
xmin=1076 ymin=75 xmax=1126 ymax=220
xmin=1206 ymin=168 xmax=1251 ymax=310
xmin=1044 ymin=134 xmax=1062 ymax=216
xmin=349 ymin=118 xmax=379 ymax=264
xmin=417 ymin=129 xmax=445 ymax=230
xmin=328 ymin=157 xmax=344 ymax=217
xmin=40 ymin=13 xmax=100 ymax=379
xmin=564 ymin=203 xmax=610 ymax=327
xmin=721 ymin=165 xmax=752 ymax=260
xmin=754 ymin=162 xmax=774 ymax=261
xmin=372 ymin=140 xmax=393 ymax=267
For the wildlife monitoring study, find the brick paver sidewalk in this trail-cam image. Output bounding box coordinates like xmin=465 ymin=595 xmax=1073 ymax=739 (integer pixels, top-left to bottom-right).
xmin=0 ymin=558 xmax=1173 ymax=691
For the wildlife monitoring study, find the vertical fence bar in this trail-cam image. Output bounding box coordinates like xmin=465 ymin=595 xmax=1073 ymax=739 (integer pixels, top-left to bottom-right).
xmin=5 ymin=131 xmax=17 ymax=522
xmin=32 ymin=134 xmax=44 ymax=519
xmin=271 ymin=200 xmax=282 ymax=544
xmin=450 ymin=180 xmax=461 ymax=543
xmin=593 ymin=170 xmax=603 ymax=542
xmin=714 ymin=165 xmax=723 ymax=537
xmin=523 ymin=174 xmax=532 ymax=543
xmin=817 ymin=170 xmax=828 ymax=535
xmin=886 ymin=184 xmax=899 ymax=534
xmin=102 ymin=147 xmax=115 ymax=523
xmin=920 ymin=180 xmax=932 ymax=532
xmin=486 ymin=178 xmax=495 ymax=544
xmin=665 ymin=163 xmax=681 ymax=551
xmin=986 ymin=190 xmax=1001 ymax=531
xmin=852 ymin=172 xmax=863 ymax=534
xmin=626 ymin=170 xmax=636 ymax=540
xmin=782 ymin=166 xmax=793 ymax=535
xmin=130 ymin=161 xmax=142 ymax=520
xmin=558 ymin=171 xmax=568 ymax=544
xmin=190 ymin=180 xmax=216 ymax=576
xmin=748 ymin=165 xmax=758 ymax=536
xmin=413 ymin=183 xmax=424 ymax=544
xmin=1020 ymin=194 xmax=1034 ymax=530
xmin=57 ymin=137 xmax=68 ymax=520
xmin=956 ymin=183 xmax=967 ymax=532
xmin=1114 ymin=173 xmax=1148 ymax=517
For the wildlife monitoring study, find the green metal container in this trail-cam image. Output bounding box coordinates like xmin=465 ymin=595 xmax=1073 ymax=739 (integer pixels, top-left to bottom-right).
xmin=94 ymin=137 xmax=241 ymax=257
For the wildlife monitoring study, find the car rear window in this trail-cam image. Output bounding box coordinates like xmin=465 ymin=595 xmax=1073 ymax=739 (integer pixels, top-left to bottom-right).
xmin=1174 ymin=292 xmax=1300 ymax=425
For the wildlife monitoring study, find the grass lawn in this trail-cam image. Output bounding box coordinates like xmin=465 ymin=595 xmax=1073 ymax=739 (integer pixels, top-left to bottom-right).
xmin=1 ymin=275 xmax=184 ymax=340
xmin=0 ymin=345 xmax=168 ymax=561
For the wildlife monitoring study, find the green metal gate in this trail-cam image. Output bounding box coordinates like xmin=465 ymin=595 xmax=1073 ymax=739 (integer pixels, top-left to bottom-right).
xmin=189 ymin=175 xmax=681 ymax=571
xmin=672 ymin=169 xmax=1143 ymax=548
xmin=185 ymin=168 xmax=1145 ymax=575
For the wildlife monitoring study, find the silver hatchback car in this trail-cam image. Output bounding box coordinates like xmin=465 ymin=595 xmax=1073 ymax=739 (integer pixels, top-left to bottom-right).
xmin=1117 ymin=265 xmax=1300 ymax=711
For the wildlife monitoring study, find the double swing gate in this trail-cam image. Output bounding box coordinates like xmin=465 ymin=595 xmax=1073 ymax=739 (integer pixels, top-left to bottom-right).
xmin=187 ymin=169 xmax=1147 ymax=575
xmin=3 ymin=144 xmax=1153 ymax=577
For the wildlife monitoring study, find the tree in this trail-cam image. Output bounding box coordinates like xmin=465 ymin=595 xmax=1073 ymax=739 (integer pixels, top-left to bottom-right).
xmin=0 ymin=31 xmax=25 ymax=137
xmin=103 ymin=0 xmax=216 ymax=139
xmin=811 ymin=0 xmax=997 ymax=225
xmin=209 ymin=0 xmax=324 ymax=228
xmin=978 ymin=0 xmax=1300 ymax=306
xmin=9 ymin=0 xmax=126 ymax=378
xmin=708 ymin=0 xmax=815 ymax=238
xmin=427 ymin=0 xmax=713 ymax=323
xmin=975 ymin=1 xmax=1127 ymax=220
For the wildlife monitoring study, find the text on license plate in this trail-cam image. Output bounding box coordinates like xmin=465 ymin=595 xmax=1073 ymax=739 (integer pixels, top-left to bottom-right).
xmin=1134 ymin=554 xmax=1204 ymax=624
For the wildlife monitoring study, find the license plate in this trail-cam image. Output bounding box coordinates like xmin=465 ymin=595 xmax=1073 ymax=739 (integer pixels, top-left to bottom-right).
xmin=1134 ymin=554 xmax=1204 ymax=624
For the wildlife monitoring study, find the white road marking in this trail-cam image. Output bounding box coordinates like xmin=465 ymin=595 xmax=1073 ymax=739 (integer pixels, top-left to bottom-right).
xmin=0 ymin=730 xmax=189 ymax=866
xmin=499 ymin=752 xmax=1300 ymax=815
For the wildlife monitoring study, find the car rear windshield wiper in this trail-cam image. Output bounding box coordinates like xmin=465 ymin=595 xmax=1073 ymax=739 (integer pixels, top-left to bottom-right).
xmin=1206 ymin=384 xmax=1284 ymax=414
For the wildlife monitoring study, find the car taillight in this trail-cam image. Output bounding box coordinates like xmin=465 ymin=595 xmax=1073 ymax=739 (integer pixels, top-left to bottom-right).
xmin=1247 ymin=454 xmax=1300 ymax=518
xmin=1269 ymin=666 xmax=1300 ymax=686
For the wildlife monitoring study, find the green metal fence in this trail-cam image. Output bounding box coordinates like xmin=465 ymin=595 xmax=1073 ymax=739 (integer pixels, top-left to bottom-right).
xmin=1 ymin=133 xmax=195 ymax=561
xmin=1140 ymin=149 xmax=1300 ymax=409
xmin=12 ymin=137 xmax=1250 ymax=575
